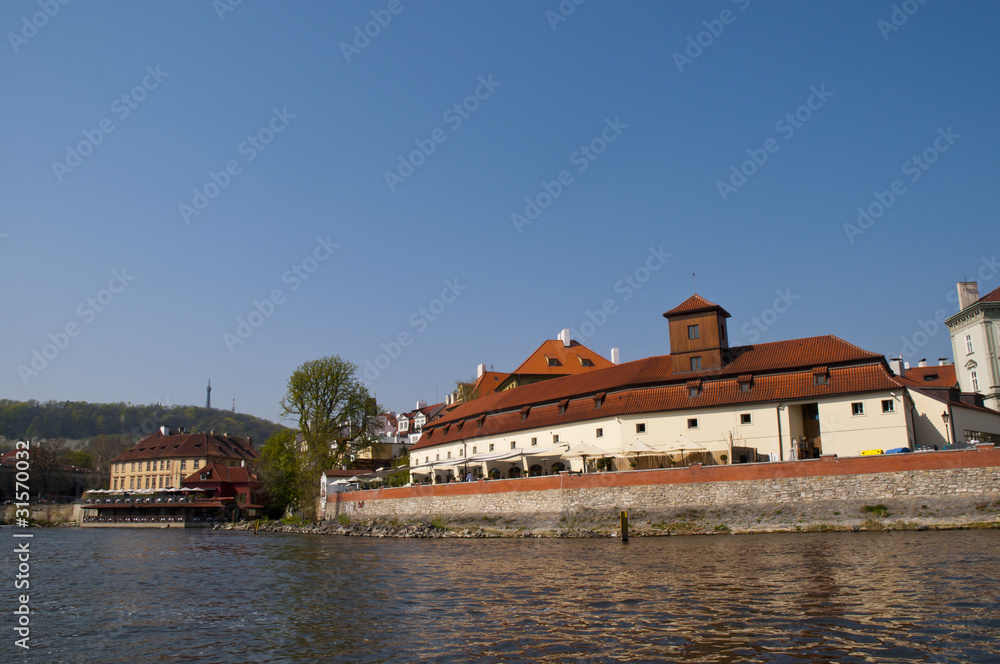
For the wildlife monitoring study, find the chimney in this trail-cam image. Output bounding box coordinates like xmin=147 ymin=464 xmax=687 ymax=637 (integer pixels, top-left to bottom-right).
xmin=938 ymin=358 xmax=948 ymax=366
xmin=558 ymin=328 xmax=571 ymax=347
xmin=159 ymin=425 xmax=170 ymax=436
xmin=904 ymin=361 xmax=911 ymax=370
xmin=957 ymin=281 xmax=980 ymax=310
xmin=918 ymin=359 xmax=927 ymax=368
xmin=891 ymin=358 xmax=905 ymax=376
xmin=611 ymin=347 xmax=621 ymax=365
xmin=416 ymin=400 xmax=427 ymax=409
xmin=477 ymin=363 xmax=486 ymax=378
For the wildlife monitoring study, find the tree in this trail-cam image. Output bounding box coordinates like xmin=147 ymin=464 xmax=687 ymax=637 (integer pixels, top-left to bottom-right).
xmin=258 ymin=429 xmax=300 ymax=518
xmin=279 ymin=356 xmax=383 ymax=520
xmin=31 ymin=439 xmax=69 ymax=496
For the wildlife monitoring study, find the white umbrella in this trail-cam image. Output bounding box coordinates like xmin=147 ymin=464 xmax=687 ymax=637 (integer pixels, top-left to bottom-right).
xmin=660 ymin=437 xmax=708 ymax=465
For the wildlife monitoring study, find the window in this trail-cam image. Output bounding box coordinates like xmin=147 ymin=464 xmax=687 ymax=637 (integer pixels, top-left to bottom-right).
xmin=966 ymin=333 xmax=974 ymax=354
xmin=740 ymin=413 xmax=752 ymax=425
xmin=166 ymin=460 xmax=171 ymax=470
xmin=688 ymin=324 xmax=700 ymax=340
xmin=852 ymin=402 xmax=865 ymax=416
xmin=510 ymin=441 xmax=516 ymax=450
xmin=446 ymin=451 xmax=451 ymax=459
xmin=472 ymin=446 xmax=477 ymax=454
xmin=531 ymin=437 xmax=537 ymax=446
xmin=814 ymin=374 xmax=827 ymax=385
xmin=180 ymin=460 xmax=186 ymax=470
xmin=546 ymin=356 xmax=561 ymax=367
xmin=113 ymin=478 xmax=118 ymax=490
xmin=971 ymin=370 xmax=979 ymax=392
xmin=489 ymin=443 xmax=495 ymax=452
xmin=740 ymin=382 xmax=751 ymax=393
xmin=435 ymin=454 xmax=440 ymax=461
xmin=690 ymin=356 xmax=702 ymax=371
xmin=146 ymin=461 xmax=151 ymax=471
xmin=130 ymin=462 xmax=135 ymax=472
xmin=596 ymin=428 xmax=604 ymax=438
xmin=558 ymin=399 xmax=569 ymax=415
xmin=687 ymin=418 xmax=699 ymax=429
xmin=578 ymin=356 xmax=594 ymax=367
xmin=129 ymin=478 xmax=134 ymax=489
xmin=688 ymin=387 xmax=699 ymax=398
xmin=145 ymin=477 xmax=150 ymax=489
xmin=160 ymin=460 xmax=165 ymax=470
xmin=635 ymin=423 xmax=646 ymax=434
xmin=158 ymin=476 xmax=163 ymax=488
xmin=881 ymin=399 xmax=895 ymax=413
xmin=553 ymin=434 xmax=560 ymax=444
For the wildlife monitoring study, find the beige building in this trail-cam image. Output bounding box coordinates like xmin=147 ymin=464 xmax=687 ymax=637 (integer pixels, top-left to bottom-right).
xmin=947 ymin=282 xmax=1000 ymax=412
xmin=407 ymin=294 xmax=1000 ymax=482
xmin=109 ymin=427 xmax=258 ymax=491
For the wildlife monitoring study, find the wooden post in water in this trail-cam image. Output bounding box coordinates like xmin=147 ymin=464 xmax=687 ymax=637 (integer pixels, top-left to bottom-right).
xmin=253 ymin=519 xmax=259 ymax=535
xmin=620 ymin=510 xmax=629 ymax=543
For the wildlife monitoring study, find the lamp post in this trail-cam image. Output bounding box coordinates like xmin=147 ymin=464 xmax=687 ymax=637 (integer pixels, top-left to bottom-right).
xmin=942 ymin=411 xmax=951 ymax=446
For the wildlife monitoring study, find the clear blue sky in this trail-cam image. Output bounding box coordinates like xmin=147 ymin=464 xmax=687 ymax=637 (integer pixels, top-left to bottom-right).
xmin=3 ymin=0 xmax=997 ymax=425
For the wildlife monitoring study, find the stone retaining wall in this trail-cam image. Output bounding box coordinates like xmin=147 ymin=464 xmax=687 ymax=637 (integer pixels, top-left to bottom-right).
xmin=324 ymin=446 xmax=1000 ymax=534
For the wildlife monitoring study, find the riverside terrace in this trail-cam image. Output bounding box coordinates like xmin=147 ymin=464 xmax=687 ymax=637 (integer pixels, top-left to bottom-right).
xmin=81 ymin=487 xmax=260 ymax=527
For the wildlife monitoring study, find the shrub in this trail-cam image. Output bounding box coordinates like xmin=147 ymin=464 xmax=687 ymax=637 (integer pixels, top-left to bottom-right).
xmin=862 ymin=504 xmax=890 ymax=518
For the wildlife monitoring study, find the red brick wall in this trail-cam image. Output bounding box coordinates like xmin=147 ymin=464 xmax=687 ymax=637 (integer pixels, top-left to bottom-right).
xmin=329 ymin=445 xmax=1000 ymax=504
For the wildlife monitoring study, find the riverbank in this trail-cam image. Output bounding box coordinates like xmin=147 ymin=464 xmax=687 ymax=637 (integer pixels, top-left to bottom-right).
xmin=220 ymin=495 xmax=1000 ymax=538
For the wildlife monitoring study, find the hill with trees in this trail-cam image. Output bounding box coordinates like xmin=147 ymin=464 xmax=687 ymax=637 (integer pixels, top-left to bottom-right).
xmin=0 ymin=399 xmax=285 ymax=448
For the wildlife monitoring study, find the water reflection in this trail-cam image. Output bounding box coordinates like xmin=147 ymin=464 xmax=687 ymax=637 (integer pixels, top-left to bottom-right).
xmin=11 ymin=529 xmax=999 ymax=663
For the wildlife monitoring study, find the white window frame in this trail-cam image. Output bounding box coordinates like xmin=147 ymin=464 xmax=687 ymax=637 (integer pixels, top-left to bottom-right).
xmin=740 ymin=413 xmax=752 ymax=425
xmin=881 ymin=399 xmax=895 ymax=414
xmin=596 ymin=428 xmax=603 ymax=438
xmin=635 ymin=423 xmax=646 ymax=434
xmin=687 ymin=418 xmax=699 ymax=430
xmin=851 ymin=402 xmax=865 ymax=416
xmin=971 ymin=369 xmax=979 ymax=392
xmin=966 ymin=333 xmax=974 ymax=354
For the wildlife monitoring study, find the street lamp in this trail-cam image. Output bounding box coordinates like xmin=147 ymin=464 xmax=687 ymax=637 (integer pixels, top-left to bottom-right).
xmin=942 ymin=411 xmax=951 ymax=446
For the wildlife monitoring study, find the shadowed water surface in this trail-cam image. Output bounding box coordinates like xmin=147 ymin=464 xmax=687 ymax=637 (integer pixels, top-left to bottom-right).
xmin=10 ymin=528 xmax=1000 ymax=663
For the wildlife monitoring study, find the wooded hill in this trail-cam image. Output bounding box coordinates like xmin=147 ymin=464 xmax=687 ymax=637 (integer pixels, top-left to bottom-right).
xmin=0 ymin=399 xmax=286 ymax=448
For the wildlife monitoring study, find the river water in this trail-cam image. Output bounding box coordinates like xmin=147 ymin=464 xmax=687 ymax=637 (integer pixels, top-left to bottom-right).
xmin=6 ymin=528 xmax=999 ymax=663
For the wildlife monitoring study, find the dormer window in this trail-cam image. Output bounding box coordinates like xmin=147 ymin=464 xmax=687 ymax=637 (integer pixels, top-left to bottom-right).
xmin=687 ymin=380 xmax=702 ymax=398
xmin=520 ymin=406 xmax=530 ymax=422
xmin=738 ymin=374 xmax=753 ymax=393
xmin=578 ymin=355 xmax=594 ymax=367
xmin=593 ymin=392 xmax=606 ymax=409
xmin=813 ymin=367 xmax=829 ymax=386
xmin=545 ymin=355 xmax=561 ymax=367
xmin=558 ymin=399 xmax=569 ymax=415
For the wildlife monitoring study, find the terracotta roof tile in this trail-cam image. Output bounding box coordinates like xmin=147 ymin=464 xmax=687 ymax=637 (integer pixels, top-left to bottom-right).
xmin=977 ymin=285 xmax=1000 ymax=304
xmin=662 ymin=294 xmax=731 ymax=318
xmin=900 ymin=365 xmax=958 ymax=389
xmin=507 ymin=339 xmax=612 ymax=378
xmin=111 ymin=431 xmax=258 ymax=464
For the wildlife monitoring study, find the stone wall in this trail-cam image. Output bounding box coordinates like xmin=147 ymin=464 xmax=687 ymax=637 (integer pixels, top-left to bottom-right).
xmin=324 ymin=446 xmax=1000 ymax=534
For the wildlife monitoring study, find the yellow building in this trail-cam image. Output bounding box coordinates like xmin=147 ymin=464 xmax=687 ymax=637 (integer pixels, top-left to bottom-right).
xmin=109 ymin=427 xmax=258 ymax=491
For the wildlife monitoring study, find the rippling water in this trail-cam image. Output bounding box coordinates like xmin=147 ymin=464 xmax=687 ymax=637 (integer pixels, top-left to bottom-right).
xmin=8 ymin=528 xmax=999 ymax=663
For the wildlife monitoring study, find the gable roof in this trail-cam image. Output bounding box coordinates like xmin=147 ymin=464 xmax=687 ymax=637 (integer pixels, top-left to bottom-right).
xmin=111 ymin=431 xmax=259 ymax=464
xmin=411 ymin=335 xmax=888 ymax=451
xmin=662 ymin=294 xmax=731 ymax=318
xmin=182 ymin=462 xmax=258 ymax=485
xmin=470 ymin=370 xmax=510 ymax=398
xmin=507 ymin=339 xmax=613 ymax=378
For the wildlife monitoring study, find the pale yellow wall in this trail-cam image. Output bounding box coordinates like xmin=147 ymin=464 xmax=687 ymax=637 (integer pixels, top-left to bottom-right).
xmin=109 ymin=456 xmax=225 ymax=490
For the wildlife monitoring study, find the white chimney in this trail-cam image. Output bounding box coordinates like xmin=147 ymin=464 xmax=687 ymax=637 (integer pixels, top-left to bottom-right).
xmin=918 ymin=358 xmax=927 ymax=368
xmin=957 ymin=281 xmax=980 ymax=310
xmin=477 ymin=363 xmax=486 ymax=378
xmin=904 ymin=361 xmax=911 ymax=370
xmin=611 ymin=347 xmax=621 ymax=364
xmin=416 ymin=400 xmax=427 ymax=409
xmin=891 ymin=358 xmax=905 ymax=376
xmin=559 ymin=328 xmax=571 ymax=347
xmin=159 ymin=425 xmax=170 ymax=436
xmin=938 ymin=358 xmax=948 ymax=366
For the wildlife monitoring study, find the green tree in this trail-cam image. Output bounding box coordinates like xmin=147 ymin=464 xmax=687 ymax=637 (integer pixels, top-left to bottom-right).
xmin=258 ymin=429 xmax=300 ymax=518
xmin=279 ymin=356 xmax=382 ymax=520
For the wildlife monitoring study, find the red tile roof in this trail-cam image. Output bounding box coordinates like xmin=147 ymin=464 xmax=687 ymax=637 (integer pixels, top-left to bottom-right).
xmin=411 ymin=335 xmax=890 ymax=451
xmin=111 ymin=431 xmax=259 ymax=463
xmin=507 ymin=339 xmax=613 ymax=378
xmin=470 ymin=370 xmax=510 ymax=398
xmin=183 ymin=462 xmax=258 ymax=485
xmin=898 ymin=365 xmax=958 ymax=389
xmin=978 ymin=285 xmax=1000 ymax=304
xmin=662 ymin=294 xmax=731 ymax=318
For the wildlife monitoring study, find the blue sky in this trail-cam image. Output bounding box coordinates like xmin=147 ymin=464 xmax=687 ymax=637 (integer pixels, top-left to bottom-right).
xmin=3 ymin=0 xmax=997 ymax=425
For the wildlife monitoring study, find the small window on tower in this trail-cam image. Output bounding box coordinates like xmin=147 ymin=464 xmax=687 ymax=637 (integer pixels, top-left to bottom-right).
xmin=690 ymin=356 xmax=702 ymax=371
xmin=688 ymin=324 xmax=699 ymax=340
